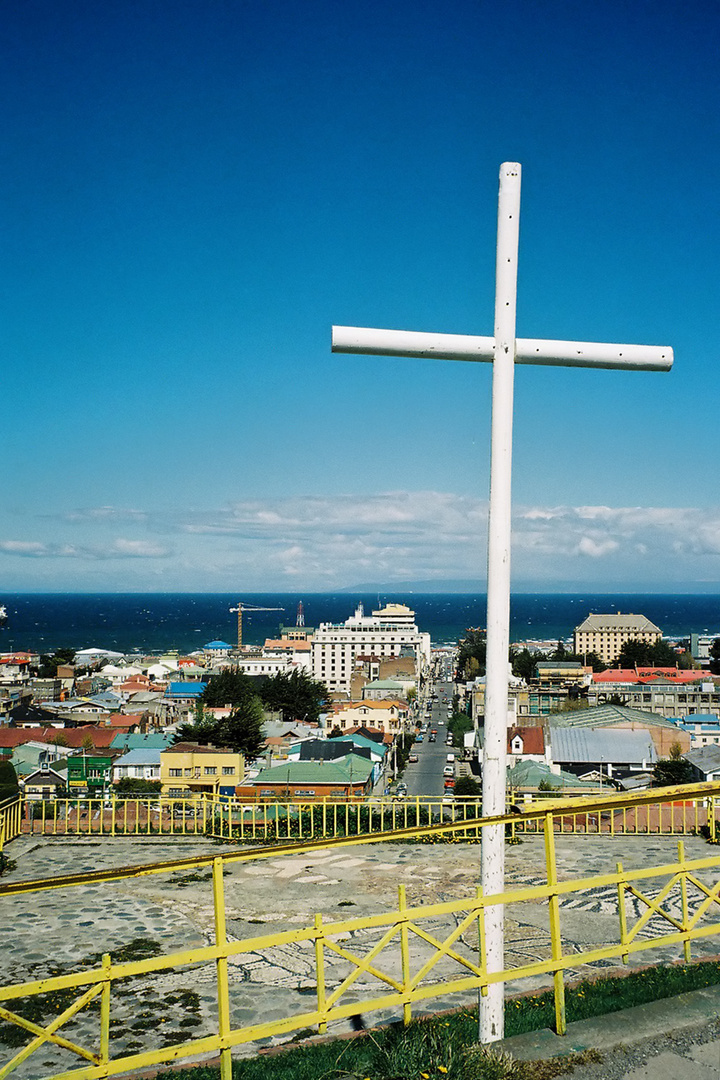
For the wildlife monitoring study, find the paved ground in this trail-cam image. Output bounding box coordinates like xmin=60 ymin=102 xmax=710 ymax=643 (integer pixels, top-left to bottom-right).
xmin=2 ymin=832 xmax=720 ymax=1078
xmin=501 ymin=985 xmax=720 ymax=1078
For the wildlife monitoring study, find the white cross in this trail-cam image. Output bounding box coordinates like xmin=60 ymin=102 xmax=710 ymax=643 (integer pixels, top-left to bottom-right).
xmin=331 ymin=162 xmax=673 ymax=1042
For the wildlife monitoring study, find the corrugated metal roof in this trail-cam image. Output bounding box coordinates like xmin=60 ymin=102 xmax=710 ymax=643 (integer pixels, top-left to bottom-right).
xmin=112 ymin=748 xmax=162 ymax=765
xmin=552 ymin=703 xmax=677 ymax=729
xmin=685 ymin=745 xmax=720 ymax=773
xmin=253 ymin=754 xmax=374 ymax=784
xmin=551 ymin=726 xmax=656 ymax=764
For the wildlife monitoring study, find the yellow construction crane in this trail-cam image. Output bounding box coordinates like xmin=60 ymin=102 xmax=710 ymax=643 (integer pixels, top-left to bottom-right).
xmin=229 ymin=602 xmax=284 ymax=648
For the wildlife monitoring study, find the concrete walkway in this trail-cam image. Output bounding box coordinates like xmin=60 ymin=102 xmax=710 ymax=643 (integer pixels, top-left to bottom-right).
xmin=501 ymin=984 xmax=720 ymax=1078
xmin=2 ymin=832 xmax=720 ymax=1078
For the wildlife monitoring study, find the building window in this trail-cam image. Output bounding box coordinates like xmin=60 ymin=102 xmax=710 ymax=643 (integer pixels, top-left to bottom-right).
xmin=204 ymin=767 xmax=217 ymax=775
xmin=184 ymin=768 xmax=192 ymax=776
xmin=222 ymin=767 xmax=234 ymax=775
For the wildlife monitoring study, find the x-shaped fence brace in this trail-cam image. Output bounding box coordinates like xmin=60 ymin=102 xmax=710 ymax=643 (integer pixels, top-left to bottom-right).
xmin=618 ymin=842 xmax=720 ymax=963
xmin=0 ymin=977 xmax=107 ymax=1079
xmin=320 ymin=888 xmax=485 ymax=1012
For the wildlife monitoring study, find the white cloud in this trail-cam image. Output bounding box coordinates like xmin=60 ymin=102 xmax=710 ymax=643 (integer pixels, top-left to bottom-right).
xmin=63 ymin=506 xmax=148 ymax=523
xmin=0 ymin=540 xmax=49 ymax=556
xmin=110 ymin=539 xmax=172 ymax=558
xmin=0 ymin=537 xmax=171 ymax=561
xmin=6 ymin=494 xmax=720 ymax=588
xmin=577 ymin=536 xmax=620 ymax=558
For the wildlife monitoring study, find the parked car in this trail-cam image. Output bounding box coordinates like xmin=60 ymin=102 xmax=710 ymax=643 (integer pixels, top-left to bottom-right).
xmin=409 ymin=753 xmax=419 ymax=763
xmin=428 ymin=733 xmax=436 ymax=743
xmin=443 ymin=765 xmax=455 ymax=777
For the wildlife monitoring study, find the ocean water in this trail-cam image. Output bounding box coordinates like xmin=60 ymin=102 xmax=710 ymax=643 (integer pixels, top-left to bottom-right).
xmin=1 ymin=593 xmax=719 ymax=655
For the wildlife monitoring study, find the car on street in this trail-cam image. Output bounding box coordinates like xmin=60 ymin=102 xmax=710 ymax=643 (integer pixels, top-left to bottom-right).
xmin=443 ymin=764 xmax=455 ymax=777
xmin=408 ymin=753 xmax=419 ymax=763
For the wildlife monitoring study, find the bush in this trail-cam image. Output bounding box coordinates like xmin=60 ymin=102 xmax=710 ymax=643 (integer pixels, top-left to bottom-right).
xmin=114 ymin=778 xmax=162 ymax=796
xmin=454 ymin=776 xmax=481 ymax=798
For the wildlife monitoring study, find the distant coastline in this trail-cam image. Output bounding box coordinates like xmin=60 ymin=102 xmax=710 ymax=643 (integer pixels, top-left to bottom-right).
xmin=0 ymin=592 xmax=718 ymax=656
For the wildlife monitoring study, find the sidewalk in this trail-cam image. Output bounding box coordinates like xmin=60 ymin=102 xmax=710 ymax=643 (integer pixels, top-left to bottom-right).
xmin=499 ymin=983 xmax=720 ymax=1078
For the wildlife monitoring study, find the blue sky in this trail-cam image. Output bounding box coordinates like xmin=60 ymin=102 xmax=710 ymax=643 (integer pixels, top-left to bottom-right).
xmin=2 ymin=0 xmax=719 ymax=592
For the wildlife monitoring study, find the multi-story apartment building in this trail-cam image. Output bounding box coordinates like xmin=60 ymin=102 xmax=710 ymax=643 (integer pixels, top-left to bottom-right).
xmin=311 ymin=603 xmax=430 ymax=693
xmin=588 ymin=677 xmax=720 ymax=718
xmin=573 ymin=613 xmax=662 ymax=665
xmin=160 ymin=742 xmax=244 ymax=797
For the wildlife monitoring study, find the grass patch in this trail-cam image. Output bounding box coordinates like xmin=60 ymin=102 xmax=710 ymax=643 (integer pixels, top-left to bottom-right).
xmin=152 ymin=959 xmax=720 ymax=1080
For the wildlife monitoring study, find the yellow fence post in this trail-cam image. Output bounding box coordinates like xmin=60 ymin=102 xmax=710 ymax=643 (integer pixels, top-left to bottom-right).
xmin=213 ymin=856 xmax=232 ymax=1080
xmin=100 ymin=952 xmax=112 ymax=1064
xmin=617 ymin=859 xmax=629 ymax=963
xmin=477 ymin=885 xmax=488 ymax=998
xmin=678 ymin=839 xmax=692 ymax=963
xmin=398 ymin=883 xmax=411 ymax=1025
xmin=314 ymin=913 xmax=327 ymax=1034
xmin=544 ymin=810 xmax=566 ymax=1036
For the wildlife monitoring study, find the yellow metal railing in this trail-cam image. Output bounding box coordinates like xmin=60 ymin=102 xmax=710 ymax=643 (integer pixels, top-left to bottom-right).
xmin=0 ymin=797 xmax=22 ymax=855
xmin=2 ymin=819 xmax=720 ymax=1079
xmin=10 ymin=783 xmax=720 ymax=844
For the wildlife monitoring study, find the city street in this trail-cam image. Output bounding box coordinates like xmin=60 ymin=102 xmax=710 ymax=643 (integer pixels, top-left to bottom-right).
xmin=403 ymin=679 xmax=457 ymax=797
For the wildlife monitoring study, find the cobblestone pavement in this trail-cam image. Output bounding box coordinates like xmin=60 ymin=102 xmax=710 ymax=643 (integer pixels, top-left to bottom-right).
xmin=2 ymin=832 xmax=719 ymax=1078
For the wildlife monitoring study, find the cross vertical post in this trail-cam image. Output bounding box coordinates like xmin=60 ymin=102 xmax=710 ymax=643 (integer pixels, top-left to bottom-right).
xmin=331 ymin=161 xmax=672 ymax=1043
xmin=480 ymin=161 xmax=521 ymax=1040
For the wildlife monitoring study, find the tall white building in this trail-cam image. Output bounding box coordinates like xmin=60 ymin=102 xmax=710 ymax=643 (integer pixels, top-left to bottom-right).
xmin=311 ymin=603 xmax=430 ymax=693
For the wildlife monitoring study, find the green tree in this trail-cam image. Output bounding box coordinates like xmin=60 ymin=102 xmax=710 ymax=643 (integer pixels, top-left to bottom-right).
xmin=710 ymin=638 xmax=720 ymax=676
xmin=258 ymin=670 xmax=328 ymax=723
xmin=447 ymin=712 xmax=474 ymax=749
xmin=210 ymin=697 xmax=267 ymax=762
xmin=456 ymin=630 xmax=486 ymax=681
xmin=0 ymin=759 xmax=20 ymax=803
xmin=617 ymin=639 xmax=683 ymax=669
xmin=202 ymin=667 xmax=255 ymax=708
xmin=652 ymin=742 xmax=695 ymax=787
xmin=36 ymin=648 xmax=76 ymax=678
xmin=511 ymin=648 xmax=545 ymax=682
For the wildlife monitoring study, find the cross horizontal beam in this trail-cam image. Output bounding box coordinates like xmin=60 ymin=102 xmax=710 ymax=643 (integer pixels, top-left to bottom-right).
xmin=332 ymin=325 xmax=673 ymax=372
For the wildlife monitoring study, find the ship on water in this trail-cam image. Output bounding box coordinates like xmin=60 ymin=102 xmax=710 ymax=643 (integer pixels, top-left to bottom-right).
xmin=0 ymin=605 xmax=7 ymax=627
